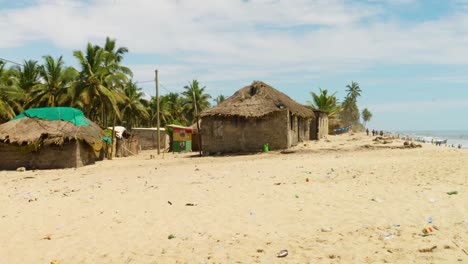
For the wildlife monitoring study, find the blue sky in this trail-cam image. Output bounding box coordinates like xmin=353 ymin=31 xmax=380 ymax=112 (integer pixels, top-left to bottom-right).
xmin=1 ymin=0 xmax=468 ymax=130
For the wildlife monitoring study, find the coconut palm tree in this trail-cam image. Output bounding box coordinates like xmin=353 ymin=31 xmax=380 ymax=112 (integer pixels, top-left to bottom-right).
xmin=72 ymin=42 xmax=124 ymax=124
xmin=341 ymin=96 xmax=360 ymax=125
xmin=182 ymin=80 xmax=211 ymax=124
xmin=26 ymin=55 xmax=78 ymax=108
xmin=307 ymin=88 xmax=339 ymax=119
xmin=0 ymin=62 xmax=23 ymax=122
xmin=345 ymin=81 xmax=362 ymax=102
xmin=7 ymin=60 xmax=40 ymax=108
xmin=361 ymin=108 xmax=372 ymax=127
xmin=103 ymin=37 xmax=133 ymax=77
xmin=215 ymin=94 xmax=226 ymax=105
xmin=165 ymin=92 xmax=186 ymax=124
xmin=120 ymin=80 xmax=149 ymax=128
xmin=149 ymin=95 xmax=172 ymax=127
xmin=14 ymin=60 xmax=40 ymax=93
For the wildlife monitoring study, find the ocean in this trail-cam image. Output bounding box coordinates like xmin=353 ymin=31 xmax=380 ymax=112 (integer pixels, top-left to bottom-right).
xmin=396 ymin=130 xmax=468 ymax=149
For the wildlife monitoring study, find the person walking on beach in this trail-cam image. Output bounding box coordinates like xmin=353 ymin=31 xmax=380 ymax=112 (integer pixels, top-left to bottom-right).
xmin=366 ymin=128 xmax=369 ymax=136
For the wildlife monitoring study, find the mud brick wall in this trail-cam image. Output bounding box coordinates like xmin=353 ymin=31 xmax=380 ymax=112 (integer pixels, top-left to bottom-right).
xmin=201 ymin=110 xmax=300 ymax=154
xmin=0 ymin=141 xmax=96 ymax=170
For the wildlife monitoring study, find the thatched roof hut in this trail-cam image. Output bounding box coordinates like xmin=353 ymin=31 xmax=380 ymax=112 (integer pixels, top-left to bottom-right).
xmin=0 ymin=107 xmax=107 ymax=170
xmin=201 ymin=81 xmax=314 ymax=119
xmin=0 ymin=118 xmax=105 ymax=148
xmin=200 ymin=81 xmax=314 ymax=154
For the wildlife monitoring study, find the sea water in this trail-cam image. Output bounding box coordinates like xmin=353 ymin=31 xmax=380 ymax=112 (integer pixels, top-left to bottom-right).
xmin=396 ymin=130 xmax=468 ymax=149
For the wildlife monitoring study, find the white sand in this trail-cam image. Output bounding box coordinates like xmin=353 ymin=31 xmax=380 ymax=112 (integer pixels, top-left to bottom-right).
xmin=0 ymin=133 xmax=467 ymax=263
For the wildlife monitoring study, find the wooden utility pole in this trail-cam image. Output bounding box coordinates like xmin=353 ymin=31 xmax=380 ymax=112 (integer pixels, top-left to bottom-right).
xmin=192 ymin=90 xmax=202 ymax=156
xmin=155 ymin=69 xmax=160 ymax=155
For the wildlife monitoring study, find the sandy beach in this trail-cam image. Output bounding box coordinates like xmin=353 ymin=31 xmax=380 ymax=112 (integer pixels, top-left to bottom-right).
xmin=0 ymin=133 xmax=467 ymax=263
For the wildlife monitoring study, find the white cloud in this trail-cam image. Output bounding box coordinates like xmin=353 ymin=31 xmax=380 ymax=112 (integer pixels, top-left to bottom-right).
xmin=3 ymin=0 xmax=468 ymax=85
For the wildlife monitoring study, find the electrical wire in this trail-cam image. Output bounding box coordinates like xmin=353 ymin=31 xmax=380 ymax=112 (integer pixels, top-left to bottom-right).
xmin=0 ymin=57 xmax=23 ymax=66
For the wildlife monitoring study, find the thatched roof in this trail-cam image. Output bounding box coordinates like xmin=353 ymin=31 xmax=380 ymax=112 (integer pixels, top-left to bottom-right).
xmin=0 ymin=117 xmax=106 ymax=148
xmin=200 ymin=81 xmax=314 ymax=118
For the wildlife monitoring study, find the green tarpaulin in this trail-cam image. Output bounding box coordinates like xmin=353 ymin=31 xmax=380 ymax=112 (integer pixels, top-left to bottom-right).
xmin=13 ymin=107 xmax=90 ymax=126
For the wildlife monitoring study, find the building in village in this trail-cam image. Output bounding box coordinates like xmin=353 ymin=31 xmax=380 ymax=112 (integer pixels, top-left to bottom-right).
xmin=200 ymin=81 xmax=315 ymax=154
xmin=310 ymin=109 xmax=329 ymax=140
xmin=0 ymin=107 xmax=107 ymax=170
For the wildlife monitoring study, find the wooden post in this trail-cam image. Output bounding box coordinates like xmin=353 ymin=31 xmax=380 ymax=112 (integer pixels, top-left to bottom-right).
xmin=155 ymin=69 xmax=160 ymax=155
xmin=192 ymin=90 xmax=202 ymax=156
xmin=109 ymin=114 xmax=116 ymax=160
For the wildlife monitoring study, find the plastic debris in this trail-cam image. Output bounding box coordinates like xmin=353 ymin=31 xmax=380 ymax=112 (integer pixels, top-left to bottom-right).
xmin=381 ymin=232 xmax=396 ymax=240
xmin=427 ymin=217 xmax=433 ymax=224
xmin=447 ymin=191 xmax=458 ymax=195
xmin=419 ymin=246 xmax=437 ymax=253
xmin=277 ymin=249 xmax=288 ymax=258
xmin=422 ymin=227 xmax=433 ymax=235
xmin=371 ymin=198 xmax=384 ymax=203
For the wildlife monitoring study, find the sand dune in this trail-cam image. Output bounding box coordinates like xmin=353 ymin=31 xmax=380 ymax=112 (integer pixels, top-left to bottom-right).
xmin=0 ymin=133 xmax=467 ymax=263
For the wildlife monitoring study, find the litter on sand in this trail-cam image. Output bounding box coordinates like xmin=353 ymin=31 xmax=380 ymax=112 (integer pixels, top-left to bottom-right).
xmin=418 ymin=246 xmax=437 ymax=253
xmin=277 ymin=249 xmax=288 ymax=258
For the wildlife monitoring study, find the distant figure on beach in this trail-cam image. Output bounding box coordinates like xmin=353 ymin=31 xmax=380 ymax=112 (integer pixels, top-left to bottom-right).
xmin=372 ymin=129 xmax=375 ymax=136
xmin=366 ymin=128 xmax=369 ymax=136
xmin=380 ymin=130 xmax=383 ymax=136
xmin=458 ymin=144 xmax=462 ymax=149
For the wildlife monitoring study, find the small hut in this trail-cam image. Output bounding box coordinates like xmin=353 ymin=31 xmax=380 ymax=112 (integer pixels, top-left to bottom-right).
xmin=0 ymin=107 xmax=107 ymax=170
xmin=200 ymin=81 xmax=315 ymax=154
xmin=310 ymin=110 xmax=329 ymax=140
xmin=166 ymin=124 xmax=196 ymax=152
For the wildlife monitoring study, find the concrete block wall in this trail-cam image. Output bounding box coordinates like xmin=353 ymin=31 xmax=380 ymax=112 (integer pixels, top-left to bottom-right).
xmin=201 ymin=110 xmax=290 ymax=154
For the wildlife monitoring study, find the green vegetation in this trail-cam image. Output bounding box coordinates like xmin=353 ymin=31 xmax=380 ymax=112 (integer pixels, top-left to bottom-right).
xmin=307 ymin=88 xmax=339 ymax=119
xmin=1 ymin=37 xmax=374 ymax=131
xmin=0 ymin=37 xmax=212 ymax=128
xmin=309 ymin=81 xmax=372 ymax=131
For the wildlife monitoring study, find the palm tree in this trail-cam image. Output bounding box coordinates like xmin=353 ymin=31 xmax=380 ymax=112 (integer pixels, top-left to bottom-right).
xmin=14 ymin=60 xmax=40 ymax=93
xmin=8 ymin=60 xmax=40 ymax=108
xmin=215 ymin=94 xmax=226 ymax=105
xmin=72 ymin=42 xmax=124 ymax=124
xmin=182 ymin=80 xmax=211 ymax=124
xmin=26 ymin=55 xmax=78 ymax=108
xmin=345 ymin=81 xmax=362 ymax=102
xmin=341 ymin=97 xmax=360 ymax=126
xmin=165 ymin=92 xmax=186 ymax=124
xmin=103 ymin=37 xmax=133 ymax=77
xmin=149 ymin=95 xmax=172 ymax=127
xmin=121 ymin=80 xmax=149 ymax=128
xmin=361 ymin=108 xmax=372 ymax=128
xmin=0 ymin=62 xmax=23 ymax=122
xmin=307 ymin=88 xmax=339 ymax=119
